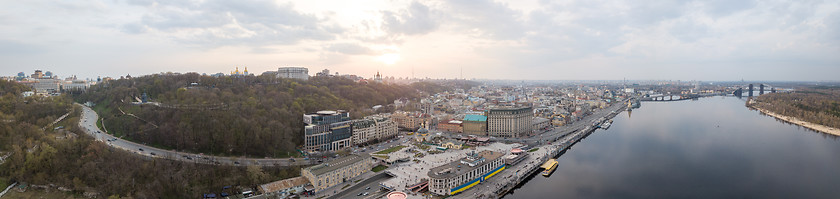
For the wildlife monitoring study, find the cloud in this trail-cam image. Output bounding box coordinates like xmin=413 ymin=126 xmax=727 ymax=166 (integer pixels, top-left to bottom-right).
xmin=324 ymin=43 xmax=375 ymax=55
xmin=381 ymin=1 xmax=439 ymax=35
xmin=0 ymin=40 xmax=45 ymax=55
xmin=123 ymin=0 xmax=343 ymax=47
xmin=700 ymin=0 xmax=756 ymax=17
xmin=444 ymin=0 xmax=527 ymax=40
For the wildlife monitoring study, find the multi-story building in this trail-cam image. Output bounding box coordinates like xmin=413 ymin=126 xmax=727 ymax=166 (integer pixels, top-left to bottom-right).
xmin=392 ymin=112 xmax=432 ymax=130
xmin=278 ymin=67 xmax=309 ymax=80
xmin=420 ymin=99 xmax=434 ymax=115
xmin=30 ymin=70 xmax=44 ymax=78
xmin=63 ymin=80 xmax=89 ymax=91
xmin=428 ymin=150 xmax=505 ymax=196
xmin=316 ymin=69 xmax=331 ymax=77
xmin=301 ymin=154 xmax=372 ymax=193
xmin=462 ymin=115 xmax=487 ymax=136
xmin=487 ymin=106 xmax=533 ymax=138
xmin=533 ymin=117 xmax=550 ymax=131
xmin=437 ymin=119 xmax=462 ymax=133
xmin=32 ymin=78 xmax=62 ymax=94
xmin=304 ymin=110 xmax=352 ymax=153
xmin=351 ymin=115 xmax=398 ymax=145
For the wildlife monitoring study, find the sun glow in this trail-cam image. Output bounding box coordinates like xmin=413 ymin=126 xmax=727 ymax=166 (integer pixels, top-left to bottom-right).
xmin=377 ymin=53 xmax=401 ymax=65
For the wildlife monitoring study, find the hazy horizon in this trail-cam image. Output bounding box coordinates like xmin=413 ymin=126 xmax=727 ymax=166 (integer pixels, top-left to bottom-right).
xmin=2 ymin=0 xmax=839 ymax=81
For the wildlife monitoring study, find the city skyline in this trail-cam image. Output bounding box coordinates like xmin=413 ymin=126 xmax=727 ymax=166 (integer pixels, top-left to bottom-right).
xmin=2 ymin=0 xmax=839 ymax=81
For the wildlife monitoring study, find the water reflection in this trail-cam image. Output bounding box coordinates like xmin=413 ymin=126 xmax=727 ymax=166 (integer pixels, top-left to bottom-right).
xmin=503 ymin=97 xmax=840 ymax=198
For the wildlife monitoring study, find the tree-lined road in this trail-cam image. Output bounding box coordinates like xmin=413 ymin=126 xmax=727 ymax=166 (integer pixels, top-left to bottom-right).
xmin=77 ymin=104 xmax=314 ymax=167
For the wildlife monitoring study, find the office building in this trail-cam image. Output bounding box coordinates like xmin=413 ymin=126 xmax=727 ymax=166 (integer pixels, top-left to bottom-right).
xmin=278 ymin=67 xmax=309 ymax=80
xmin=32 ymin=78 xmax=62 ymax=94
xmin=304 ymin=110 xmax=352 ymax=153
xmin=487 ymin=106 xmax=533 ymax=138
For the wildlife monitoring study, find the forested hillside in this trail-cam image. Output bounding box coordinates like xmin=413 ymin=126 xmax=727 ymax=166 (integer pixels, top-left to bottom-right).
xmin=72 ymin=73 xmax=474 ymax=157
xmin=0 ymin=80 xmax=298 ymax=198
xmin=753 ymin=87 xmax=840 ymax=129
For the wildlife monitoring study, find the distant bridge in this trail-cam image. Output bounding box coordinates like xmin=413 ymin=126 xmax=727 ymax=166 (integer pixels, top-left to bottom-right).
xmin=640 ymin=92 xmax=725 ymax=102
xmin=733 ymin=83 xmax=776 ymax=97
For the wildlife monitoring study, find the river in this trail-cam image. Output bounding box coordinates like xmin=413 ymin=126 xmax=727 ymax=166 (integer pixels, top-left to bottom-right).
xmin=503 ymin=96 xmax=840 ymax=198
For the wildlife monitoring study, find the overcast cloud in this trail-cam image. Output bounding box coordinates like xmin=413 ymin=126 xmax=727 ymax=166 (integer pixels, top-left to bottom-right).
xmin=0 ymin=0 xmax=838 ymax=81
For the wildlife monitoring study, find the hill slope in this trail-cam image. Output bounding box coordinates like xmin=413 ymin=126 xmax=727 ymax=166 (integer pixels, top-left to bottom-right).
xmin=72 ymin=73 xmax=473 ymax=157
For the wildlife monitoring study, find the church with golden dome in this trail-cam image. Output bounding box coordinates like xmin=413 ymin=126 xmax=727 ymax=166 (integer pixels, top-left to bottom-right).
xmin=230 ymin=67 xmax=249 ymax=77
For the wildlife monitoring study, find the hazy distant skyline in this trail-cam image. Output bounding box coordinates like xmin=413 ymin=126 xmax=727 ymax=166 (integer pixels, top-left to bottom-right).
xmin=1 ymin=0 xmax=839 ymax=81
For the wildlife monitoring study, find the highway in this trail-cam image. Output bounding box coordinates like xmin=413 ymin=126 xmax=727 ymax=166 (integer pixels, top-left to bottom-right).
xmin=77 ymin=103 xmax=314 ymax=167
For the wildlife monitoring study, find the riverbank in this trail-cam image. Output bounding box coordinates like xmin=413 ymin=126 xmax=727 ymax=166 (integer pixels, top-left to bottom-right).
xmin=752 ymin=106 xmax=840 ymax=137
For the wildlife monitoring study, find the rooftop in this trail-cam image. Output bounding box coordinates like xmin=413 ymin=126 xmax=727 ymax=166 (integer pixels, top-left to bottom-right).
xmin=258 ymin=176 xmax=309 ymax=193
xmin=427 ymin=150 xmax=504 ymax=179
xmin=463 ymin=115 xmax=487 ymax=122
xmin=306 ymin=154 xmax=369 ymax=176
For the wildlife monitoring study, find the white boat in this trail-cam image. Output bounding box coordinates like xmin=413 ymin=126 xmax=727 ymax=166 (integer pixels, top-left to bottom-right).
xmin=600 ymin=121 xmax=611 ymax=129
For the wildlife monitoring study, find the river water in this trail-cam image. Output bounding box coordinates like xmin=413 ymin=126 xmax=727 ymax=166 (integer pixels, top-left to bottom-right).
xmin=503 ymin=96 xmax=840 ymax=198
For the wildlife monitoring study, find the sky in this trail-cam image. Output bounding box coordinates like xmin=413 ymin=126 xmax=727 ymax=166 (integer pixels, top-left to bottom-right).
xmin=1 ymin=0 xmax=839 ymax=81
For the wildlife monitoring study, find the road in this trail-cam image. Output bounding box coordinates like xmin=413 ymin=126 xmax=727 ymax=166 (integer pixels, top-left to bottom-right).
xmin=327 ymin=172 xmax=392 ymax=199
xmin=77 ymin=103 xmax=314 ymax=167
xmin=515 ymin=99 xmax=630 ymax=145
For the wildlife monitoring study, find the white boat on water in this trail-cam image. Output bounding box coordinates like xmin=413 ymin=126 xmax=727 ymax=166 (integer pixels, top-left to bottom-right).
xmin=600 ymin=121 xmax=611 ymax=129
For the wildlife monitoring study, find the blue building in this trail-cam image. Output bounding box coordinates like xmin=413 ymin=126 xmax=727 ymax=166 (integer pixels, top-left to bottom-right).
xmin=304 ymin=110 xmax=352 ymax=153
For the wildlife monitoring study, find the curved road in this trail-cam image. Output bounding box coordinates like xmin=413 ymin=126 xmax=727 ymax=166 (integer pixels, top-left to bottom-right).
xmin=78 ymin=104 xmax=314 ymax=167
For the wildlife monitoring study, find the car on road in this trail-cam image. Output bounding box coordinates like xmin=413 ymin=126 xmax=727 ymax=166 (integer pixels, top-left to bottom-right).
xmin=363 ymin=192 xmax=369 ymax=196
xmin=234 ymin=161 xmax=240 ymax=164
xmin=290 ymin=158 xmax=296 ymax=162
xmin=138 ymin=148 xmax=144 ymax=151
xmin=150 ymin=152 xmax=156 ymax=156
xmin=358 ymin=192 xmax=364 ymax=196
xmin=366 ymin=187 xmax=370 ymax=190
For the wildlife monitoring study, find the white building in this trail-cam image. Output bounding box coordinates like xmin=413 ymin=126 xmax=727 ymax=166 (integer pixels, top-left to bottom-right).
xmin=278 ymin=67 xmax=309 ymax=80
xmin=63 ymin=80 xmax=89 ymax=91
xmin=428 ymin=150 xmax=505 ymax=196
